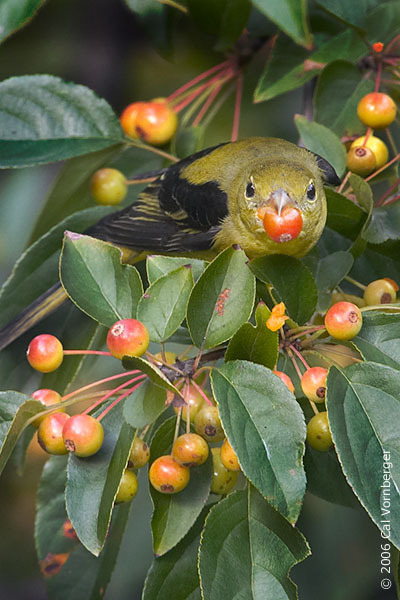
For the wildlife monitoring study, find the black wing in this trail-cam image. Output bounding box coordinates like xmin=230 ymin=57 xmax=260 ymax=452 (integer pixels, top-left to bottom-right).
xmin=87 ymin=144 xmax=229 ymax=254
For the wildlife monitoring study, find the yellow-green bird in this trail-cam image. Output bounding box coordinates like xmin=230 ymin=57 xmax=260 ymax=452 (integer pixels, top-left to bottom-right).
xmin=0 ymin=137 xmax=339 ymax=350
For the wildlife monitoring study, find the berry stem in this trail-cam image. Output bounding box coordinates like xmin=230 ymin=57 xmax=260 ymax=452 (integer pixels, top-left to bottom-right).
xmin=383 ymin=193 xmax=400 ymax=207
xmin=344 ymin=275 xmax=366 ymax=291
xmin=300 ymin=329 xmax=328 ymax=348
xmin=97 ymin=379 xmax=146 ymax=422
xmin=231 ymin=73 xmax=243 ymax=142
xmin=167 ymin=60 xmax=230 ymax=102
xmin=172 ymin=406 xmax=182 ymax=450
xmin=125 ymin=140 xmax=178 ymax=163
xmin=61 ymin=370 xmax=141 ymax=402
xmin=365 ymin=152 xmax=400 ymax=181
xmin=172 ymin=68 xmax=234 ymax=113
xmin=385 ymin=127 xmax=398 ymax=156
xmin=376 ymin=176 xmax=400 ymax=206
xmin=289 ymin=344 xmax=310 ymax=370
xmin=63 ymin=350 xmax=112 ymax=357
xmin=201 ymin=82 xmax=236 ymax=129
xmin=184 ymin=378 xmax=191 ymax=435
xmin=360 ymin=304 xmax=400 ymax=312
xmin=374 ymin=61 xmax=382 ymax=92
xmin=287 ymin=325 xmax=325 ymax=339
xmin=337 ymin=171 xmax=351 ymax=194
xmin=192 ymin=80 xmax=225 ymax=127
xmin=83 ymin=374 xmax=147 ymax=415
xmin=361 ymin=127 xmax=373 ymax=147
xmin=146 ymin=351 xmax=184 ymax=376
xmin=189 ymin=378 xmax=214 ymax=406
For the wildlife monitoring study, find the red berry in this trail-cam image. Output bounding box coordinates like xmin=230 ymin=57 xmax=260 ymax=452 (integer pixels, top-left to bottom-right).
xmin=115 ymin=470 xmax=138 ymax=503
xmin=272 ymin=370 xmax=295 ymax=393
xmin=27 ymin=334 xmax=63 ymax=373
xmin=90 ymin=168 xmax=127 ymax=206
xmin=261 ymin=205 xmax=303 ymax=243
xmin=120 ymin=101 xmax=178 ymax=146
xmin=220 ymin=439 xmax=240 ymax=472
xmin=301 ymin=367 xmax=328 ymax=403
xmin=37 ymin=412 xmax=69 ymax=455
xmin=31 ymin=389 xmax=63 ymax=427
xmin=106 ymin=318 xmax=149 ymax=360
xmin=149 ymin=455 xmax=190 ymax=494
xmin=128 ymin=438 xmax=150 ymax=469
xmin=120 ymin=101 xmax=148 ymax=138
xmin=172 ymin=433 xmax=209 ymax=467
xmin=357 ymin=92 xmax=397 ymax=129
xmin=324 ymin=301 xmax=362 ymax=340
xmin=62 ymin=414 xmax=104 ymax=457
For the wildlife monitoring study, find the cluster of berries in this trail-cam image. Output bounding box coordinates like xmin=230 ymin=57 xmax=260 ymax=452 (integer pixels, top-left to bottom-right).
xmin=346 ymin=90 xmax=396 ymax=177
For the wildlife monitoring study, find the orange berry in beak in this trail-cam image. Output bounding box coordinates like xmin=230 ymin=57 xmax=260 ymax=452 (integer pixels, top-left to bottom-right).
xmin=261 ymin=205 xmax=303 ymax=243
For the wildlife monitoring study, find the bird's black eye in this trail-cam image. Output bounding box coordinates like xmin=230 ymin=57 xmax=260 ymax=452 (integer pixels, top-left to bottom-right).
xmin=307 ymin=182 xmax=316 ymax=200
xmin=245 ymin=181 xmax=255 ymax=198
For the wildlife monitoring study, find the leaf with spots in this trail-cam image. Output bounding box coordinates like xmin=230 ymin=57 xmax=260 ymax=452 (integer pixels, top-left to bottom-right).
xmin=186 ymin=246 xmax=255 ymax=349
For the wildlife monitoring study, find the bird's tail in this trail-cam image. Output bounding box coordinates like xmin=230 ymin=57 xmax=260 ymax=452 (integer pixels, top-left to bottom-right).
xmin=0 ymin=283 xmax=67 ymax=351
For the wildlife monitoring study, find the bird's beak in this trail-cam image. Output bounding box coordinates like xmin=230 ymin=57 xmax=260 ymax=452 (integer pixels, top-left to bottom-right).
xmin=256 ymin=188 xmax=291 ymax=220
xmin=256 ymin=188 xmax=303 ymax=243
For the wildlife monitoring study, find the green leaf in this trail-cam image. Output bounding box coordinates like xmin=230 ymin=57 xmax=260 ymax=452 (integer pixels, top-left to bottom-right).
xmin=0 ymin=75 xmax=123 ymax=168
xmin=211 ymin=361 xmax=306 ymax=523
xmin=365 ymin=1 xmax=400 ymax=45
xmin=198 ymin=486 xmax=310 ymax=600
xmin=254 ymin=29 xmax=365 ymax=102
xmin=122 ymin=356 xmax=182 ymax=395
xmin=253 ymin=0 xmax=312 ymax=48
xmin=295 ymin=116 xmax=347 ymax=177
xmin=123 ymin=379 xmax=166 ymax=429
xmin=173 ymin=125 xmax=205 ymax=159
xmin=187 ymin=0 xmax=251 ymax=51
xmin=0 ymin=0 xmax=47 ymax=44
xmin=315 ymin=251 xmax=354 ymax=311
xmin=353 ymin=312 xmax=400 ymax=370
xmin=36 ymin=456 xmax=131 ymax=600
xmin=363 ymin=204 xmax=400 ymax=245
xmin=187 ymin=246 xmax=256 ymax=349
xmin=249 ymin=255 xmax=317 ymax=325
xmin=225 ymin=302 xmax=278 ymax=368
xmin=65 ymin=400 xmax=135 ymax=556
xmin=0 ymin=391 xmax=42 ymax=475
xmin=314 ymin=61 xmax=374 ymax=137
xmin=137 ymin=265 xmax=194 ymax=342
xmin=124 ymin=0 xmax=173 ymax=54
xmin=147 ymin=255 xmax=206 ymax=284
xmin=142 ymin=507 xmax=209 ymax=600
xmin=327 ymin=363 xmax=400 ymax=548
xmin=325 ymin=188 xmax=366 ymax=241
xmin=348 ymin=174 xmax=374 ymax=256
xmin=60 ymin=233 xmax=143 ymax=327
xmin=314 ymin=0 xmax=376 ymax=28
xmin=0 ymin=207 xmax=112 ymax=329
xmin=304 ymin=447 xmax=360 ymax=508
xmin=150 ymin=417 xmax=213 ymax=556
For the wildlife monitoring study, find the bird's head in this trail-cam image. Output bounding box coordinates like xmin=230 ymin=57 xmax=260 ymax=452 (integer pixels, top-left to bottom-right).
xmin=228 ymin=151 xmax=339 ymax=258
